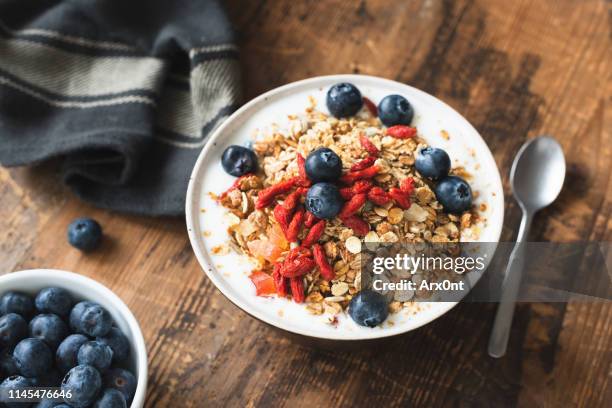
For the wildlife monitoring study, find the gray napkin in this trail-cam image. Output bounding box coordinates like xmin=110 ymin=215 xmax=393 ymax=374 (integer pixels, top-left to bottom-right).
xmin=0 ymin=0 xmax=241 ymax=215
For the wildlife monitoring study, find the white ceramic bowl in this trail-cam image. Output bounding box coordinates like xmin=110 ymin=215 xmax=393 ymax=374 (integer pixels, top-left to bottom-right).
xmin=0 ymin=269 xmax=147 ymax=407
xmin=186 ymin=75 xmax=504 ymax=341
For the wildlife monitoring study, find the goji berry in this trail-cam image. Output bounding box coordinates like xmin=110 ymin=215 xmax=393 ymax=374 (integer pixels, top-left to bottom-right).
xmin=312 ymin=244 xmax=335 ymax=281
xmin=359 ymin=134 xmax=379 ymax=156
xmin=352 ymin=180 xmax=373 ymax=194
xmin=301 ymin=220 xmax=326 ymax=247
xmin=340 ymin=215 xmax=370 ymax=236
xmin=282 ymin=190 xmax=302 ymax=212
xmin=350 ymin=155 xmax=377 ymax=171
xmin=400 ymin=177 xmax=415 ymax=195
xmin=296 ymin=153 xmax=311 ymax=186
xmin=388 ymin=187 xmax=411 ymax=209
xmin=338 ymin=193 xmax=367 ymax=218
xmin=367 ymin=187 xmax=391 ymax=205
xmin=218 ymin=173 xmax=254 ymax=199
xmin=281 ymin=256 xmax=315 ymax=278
xmin=386 ymin=125 xmax=417 ymax=139
xmin=304 ymin=211 xmax=318 ymax=228
xmin=256 ymin=177 xmax=300 ymax=209
xmin=340 ymin=165 xmax=379 ymax=184
xmin=273 ymin=204 xmax=291 ymax=233
xmin=290 ymin=277 xmax=305 ymax=303
xmin=286 ymin=208 xmax=305 ymax=242
xmin=362 ymin=97 xmax=378 ymax=116
xmin=272 ymin=263 xmax=288 ymax=297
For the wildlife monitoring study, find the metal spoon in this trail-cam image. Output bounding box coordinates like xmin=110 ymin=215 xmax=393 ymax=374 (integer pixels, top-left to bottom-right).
xmin=488 ymin=136 xmax=566 ymax=358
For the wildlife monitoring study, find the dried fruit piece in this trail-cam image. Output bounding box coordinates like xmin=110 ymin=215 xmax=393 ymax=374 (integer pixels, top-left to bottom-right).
xmin=359 ymin=134 xmax=379 ymax=156
xmin=338 ymin=193 xmax=367 ymax=218
xmin=388 ymin=187 xmax=411 ymax=209
xmin=296 ymin=153 xmax=310 ymax=186
xmin=350 ymin=155 xmax=377 ymax=171
xmin=301 ymin=220 xmax=326 ymax=247
xmin=273 ymin=204 xmax=291 ymax=233
xmin=386 ymin=125 xmax=417 ymax=139
xmin=281 ymin=256 xmax=315 ymax=278
xmin=362 ymin=96 xmax=378 ymax=116
xmin=340 ymin=165 xmax=379 ymax=184
xmin=304 ymin=211 xmax=318 ymax=227
xmin=340 ymin=215 xmax=369 ymax=236
xmin=256 ymin=177 xmax=300 ymax=209
xmin=367 ymin=187 xmax=391 ymax=205
xmin=400 ymin=177 xmax=415 ymax=195
xmin=282 ymin=190 xmax=302 ymax=212
xmin=272 ymin=264 xmax=288 ymax=297
xmin=290 ymin=277 xmax=305 ymax=303
xmin=313 ymin=244 xmax=335 ymax=281
xmin=249 ymin=271 xmax=276 ymax=296
xmin=286 ymin=208 xmax=305 ymax=242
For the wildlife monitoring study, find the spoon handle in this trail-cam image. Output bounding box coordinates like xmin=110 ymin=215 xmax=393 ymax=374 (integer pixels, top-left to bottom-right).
xmin=488 ymin=211 xmax=533 ymax=358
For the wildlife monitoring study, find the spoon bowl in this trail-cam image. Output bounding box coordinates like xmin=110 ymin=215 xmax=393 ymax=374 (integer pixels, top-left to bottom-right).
xmin=510 ymin=136 xmax=566 ymax=213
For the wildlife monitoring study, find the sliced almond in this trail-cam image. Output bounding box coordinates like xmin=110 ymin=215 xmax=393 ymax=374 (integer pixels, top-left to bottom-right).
xmin=387 ymin=207 xmax=404 ymax=224
xmin=331 ymin=282 xmax=349 ymax=296
xmin=374 ymin=207 xmax=388 ymax=217
xmin=345 ymin=236 xmax=362 ymax=254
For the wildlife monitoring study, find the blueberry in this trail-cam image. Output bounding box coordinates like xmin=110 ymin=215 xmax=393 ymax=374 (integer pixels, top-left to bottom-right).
xmin=348 ymin=290 xmax=389 ymax=327
xmin=69 ymin=301 xmax=95 ymax=332
xmin=0 ymin=291 xmax=35 ymax=318
xmin=29 ymin=314 xmax=69 ymax=349
xmin=35 ymin=287 xmax=73 ymax=317
xmin=305 ymin=182 xmax=344 ymax=219
xmin=415 ymin=147 xmax=451 ymax=180
xmin=93 ymin=388 xmax=127 ymax=408
xmin=38 ymin=367 xmax=62 ymax=387
xmin=0 ymin=375 xmax=34 ymax=408
xmin=326 ymin=82 xmax=363 ymax=118
xmin=304 ymin=147 xmax=343 ymax=182
xmin=56 ymin=334 xmax=89 ymax=374
xmin=221 ymin=145 xmax=258 ymax=177
xmin=0 ymin=313 xmax=28 ymax=348
xmin=97 ymin=327 xmax=130 ymax=363
xmin=67 ymin=218 xmax=102 ymax=251
xmin=104 ymin=368 xmax=137 ymax=403
xmin=434 ymin=176 xmax=473 ymax=214
xmin=13 ymin=338 xmax=53 ymax=377
xmin=378 ymin=94 xmax=414 ymax=127
xmin=0 ymin=350 xmax=19 ymax=377
xmin=78 ymin=341 xmax=113 ymax=371
xmin=77 ymin=303 xmax=112 ymax=337
xmin=62 ymin=365 xmax=102 ymax=408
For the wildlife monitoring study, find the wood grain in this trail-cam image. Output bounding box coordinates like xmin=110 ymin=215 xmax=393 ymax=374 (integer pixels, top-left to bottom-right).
xmin=0 ymin=0 xmax=610 ymax=406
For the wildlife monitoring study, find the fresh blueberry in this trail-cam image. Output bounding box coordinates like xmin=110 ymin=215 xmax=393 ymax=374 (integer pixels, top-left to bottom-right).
xmin=61 ymin=365 xmax=102 ymax=408
xmin=78 ymin=341 xmax=113 ymax=372
xmin=67 ymin=218 xmax=103 ymax=251
xmin=56 ymin=334 xmax=89 ymax=374
xmin=434 ymin=176 xmax=473 ymax=214
xmin=415 ymin=147 xmax=451 ymax=180
xmin=77 ymin=303 xmax=112 ymax=337
xmin=305 ymin=182 xmax=344 ymax=219
xmin=93 ymin=388 xmax=127 ymax=408
xmin=0 ymin=350 xmax=19 ymax=377
xmin=0 ymin=291 xmax=35 ymax=318
xmin=97 ymin=327 xmax=130 ymax=363
xmin=377 ymin=94 xmax=414 ymax=127
xmin=0 ymin=375 xmax=34 ymax=408
xmin=348 ymin=289 xmax=389 ymax=327
xmin=104 ymin=368 xmax=137 ymax=404
xmin=35 ymin=287 xmax=73 ymax=317
xmin=326 ymin=82 xmax=363 ymax=118
xmin=13 ymin=337 xmax=53 ymax=377
xmin=304 ymin=147 xmax=343 ymax=182
xmin=0 ymin=313 xmax=28 ymax=348
xmin=29 ymin=314 xmax=69 ymax=349
xmin=221 ymin=145 xmax=258 ymax=177
xmin=69 ymin=301 xmax=95 ymax=332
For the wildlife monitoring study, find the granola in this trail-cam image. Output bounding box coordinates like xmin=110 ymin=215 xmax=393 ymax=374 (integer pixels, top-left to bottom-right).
xmin=213 ymin=91 xmax=480 ymax=325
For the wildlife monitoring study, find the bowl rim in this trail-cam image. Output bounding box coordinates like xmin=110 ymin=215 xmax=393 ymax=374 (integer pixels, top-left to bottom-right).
xmin=186 ymin=74 xmax=505 ymax=341
xmin=0 ymin=269 xmax=148 ymax=407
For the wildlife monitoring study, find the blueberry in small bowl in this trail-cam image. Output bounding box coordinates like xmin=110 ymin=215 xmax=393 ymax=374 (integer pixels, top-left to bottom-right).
xmin=435 ymin=175 xmax=473 ymax=214
xmin=221 ymin=145 xmax=258 ymax=177
xmin=68 ymin=218 xmax=103 ymax=252
xmin=0 ymin=269 xmax=147 ymax=407
xmin=326 ymin=82 xmax=363 ymax=118
xmin=415 ymin=147 xmax=451 ymax=180
xmin=305 ymin=182 xmax=344 ymax=219
xmin=305 ymin=147 xmax=343 ymax=182
xmin=378 ymin=94 xmax=414 ymax=127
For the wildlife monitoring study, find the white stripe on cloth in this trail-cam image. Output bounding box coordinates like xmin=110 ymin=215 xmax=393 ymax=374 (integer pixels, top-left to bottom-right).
xmin=189 ymin=43 xmax=238 ymax=57
xmin=0 ymin=20 xmax=137 ymax=52
xmin=0 ymin=75 xmax=155 ymax=108
xmin=0 ymin=36 xmax=164 ymax=97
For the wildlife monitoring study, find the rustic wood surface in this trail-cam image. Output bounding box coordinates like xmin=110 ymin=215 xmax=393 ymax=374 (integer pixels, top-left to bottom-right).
xmin=1 ymin=0 xmax=610 ymax=406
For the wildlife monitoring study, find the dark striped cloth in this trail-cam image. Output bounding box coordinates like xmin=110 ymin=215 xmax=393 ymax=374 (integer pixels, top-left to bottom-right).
xmin=0 ymin=0 xmax=241 ymax=215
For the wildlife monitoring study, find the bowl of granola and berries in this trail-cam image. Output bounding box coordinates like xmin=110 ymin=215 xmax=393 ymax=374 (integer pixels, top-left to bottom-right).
xmin=186 ymin=75 xmax=504 ymax=340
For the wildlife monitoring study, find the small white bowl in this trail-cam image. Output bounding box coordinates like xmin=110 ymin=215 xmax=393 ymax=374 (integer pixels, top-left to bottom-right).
xmin=0 ymin=269 xmax=147 ymax=407
xmin=186 ymin=75 xmax=504 ymax=341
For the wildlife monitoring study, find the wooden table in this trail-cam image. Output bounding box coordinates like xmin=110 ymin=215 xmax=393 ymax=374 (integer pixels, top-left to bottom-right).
xmin=1 ymin=0 xmax=610 ymax=406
